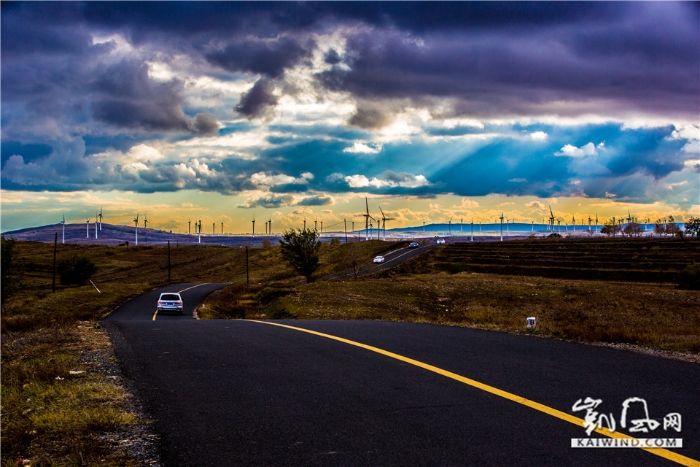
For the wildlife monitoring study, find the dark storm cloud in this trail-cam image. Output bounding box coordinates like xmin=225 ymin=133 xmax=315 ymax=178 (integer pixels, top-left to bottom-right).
xmin=348 ymin=106 xmax=394 ymax=129
xmin=324 ymin=49 xmax=342 ymax=65
xmin=239 ymin=194 xmax=294 ymax=209
xmin=205 ymin=36 xmax=314 ymax=78
xmin=235 ymin=79 xmax=279 ymax=118
xmin=190 ymin=113 xmax=220 ymax=136
xmin=316 ymin=3 xmax=699 ymax=119
xmin=90 ymin=60 xmax=191 ymax=131
xmin=297 ymin=195 xmax=333 ymax=207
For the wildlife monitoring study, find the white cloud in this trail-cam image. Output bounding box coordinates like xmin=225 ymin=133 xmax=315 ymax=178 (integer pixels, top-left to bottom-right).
xmin=683 ymin=159 xmax=700 ymax=169
xmin=666 ymin=181 xmax=688 ymax=190
xmin=668 ymin=124 xmax=700 ymax=155
xmin=250 ymin=172 xmax=313 ymax=187
xmin=344 ymin=173 xmax=430 ymax=189
xmin=508 ymin=178 xmax=527 ymax=183
xmin=343 ymin=142 xmax=383 ymax=154
xmin=442 ymin=118 xmax=484 ymax=129
xmin=526 ymin=201 xmax=546 ymax=210
xmin=530 ymin=131 xmax=548 ymax=141
xmin=125 ymin=144 xmax=165 ymax=163
xmin=605 ymin=191 xmax=617 ymax=198
xmin=556 ymin=142 xmax=599 ymax=157
xmin=458 ymin=198 xmax=480 ymax=208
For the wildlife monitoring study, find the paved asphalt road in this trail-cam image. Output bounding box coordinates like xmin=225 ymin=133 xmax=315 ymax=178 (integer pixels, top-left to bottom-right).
xmin=102 ymin=284 xmax=699 ymax=467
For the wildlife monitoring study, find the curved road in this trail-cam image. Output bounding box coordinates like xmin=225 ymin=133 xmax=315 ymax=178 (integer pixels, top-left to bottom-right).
xmin=101 ymin=284 xmax=700 ymax=466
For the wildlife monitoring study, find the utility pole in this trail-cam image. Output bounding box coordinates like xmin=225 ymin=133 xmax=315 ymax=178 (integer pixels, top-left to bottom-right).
xmin=52 ymin=232 xmax=57 ymax=293
xmin=167 ymin=240 xmax=171 ymax=283
xmin=246 ymin=245 xmax=249 ymax=286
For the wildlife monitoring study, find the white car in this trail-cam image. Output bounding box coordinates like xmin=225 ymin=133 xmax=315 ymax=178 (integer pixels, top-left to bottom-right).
xmin=436 ymin=238 xmax=446 ymax=245
xmin=373 ymin=255 xmax=385 ymax=264
xmin=157 ymin=292 xmax=184 ymax=315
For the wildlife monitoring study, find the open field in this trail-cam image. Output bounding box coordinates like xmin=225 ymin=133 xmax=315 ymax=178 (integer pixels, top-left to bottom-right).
xmin=2 ymin=237 xmax=699 ymax=465
xmin=433 ymin=237 xmax=700 ymax=282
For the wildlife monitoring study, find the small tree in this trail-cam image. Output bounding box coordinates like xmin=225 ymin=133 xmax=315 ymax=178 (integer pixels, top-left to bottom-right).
xmin=654 ymin=219 xmax=666 ymax=237
xmin=279 ymin=228 xmax=321 ymax=283
xmin=58 ymin=256 xmax=97 ymax=285
xmin=685 ymin=217 xmax=700 ymax=239
xmin=601 ymin=221 xmax=621 ymax=237
xmin=335 ymin=241 xmax=371 ymax=279
xmin=623 ymin=222 xmax=644 ymax=238
xmin=1 ymin=235 xmax=23 ymax=305
xmin=666 ymin=215 xmax=681 ymax=238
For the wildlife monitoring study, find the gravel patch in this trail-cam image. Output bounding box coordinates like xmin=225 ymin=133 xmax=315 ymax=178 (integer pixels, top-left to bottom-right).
xmin=79 ymin=324 xmax=162 ymax=467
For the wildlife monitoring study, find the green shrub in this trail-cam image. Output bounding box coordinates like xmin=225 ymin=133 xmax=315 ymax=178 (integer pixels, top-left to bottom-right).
xmin=264 ymin=300 xmax=294 ymax=319
xmin=58 ymin=256 xmax=97 ymax=285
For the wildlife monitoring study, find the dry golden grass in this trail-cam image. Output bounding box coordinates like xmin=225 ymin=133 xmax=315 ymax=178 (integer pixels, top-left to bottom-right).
xmin=1 ymin=324 xmax=144 ymax=466
xmin=276 ymin=272 xmax=700 ymax=352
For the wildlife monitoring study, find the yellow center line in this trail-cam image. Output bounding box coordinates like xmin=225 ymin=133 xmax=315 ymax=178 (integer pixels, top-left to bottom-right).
xmin=247 ymin=320 xmax=699 ymax=467
xmin=152 ymin=310 xmax=158 ymax=321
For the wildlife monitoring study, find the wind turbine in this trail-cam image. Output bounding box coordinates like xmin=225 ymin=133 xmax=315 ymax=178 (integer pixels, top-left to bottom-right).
xmin=143 ymin=214 xmax=148 ymax=229
xmin=252 ymin=215 xmax=255 ymax=236
xmin=133 ymin=214 xmax=139 ymax=245
xmin=188 ymin=219 xmax=191 ymax=234
xmin=269 ymin=218 xmax=272 ymax=235
xmin=98 ymin=207 xmax=104 ymax=230
xmin=61 ymin=213 xmax=66 ymax=244
xmin=549 ymin=206 xmax=555 ymax=232
xmin=378 ymin=207 xmax=396 ymax=240
xmin=448 ymin=217 xmax=453 ymax=236
xmin=363 ymin=197 xmax=372 ymax=241
xmin=86 ymin=216 xmax=91 ymax=238
xmin=499 ymin=213 xmax=504 ymax=241
xmin=221 ymin=222 xmax=224 ymax=235
xmin=212 ymin=222 xmax=215 ymax=234
xmin=95 ymin=213 xmax=98 ymax=239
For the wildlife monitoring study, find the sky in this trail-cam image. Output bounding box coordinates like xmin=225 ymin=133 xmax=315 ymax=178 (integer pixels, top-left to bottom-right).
xmin=1 ymin=2 xmax=698 ymax=234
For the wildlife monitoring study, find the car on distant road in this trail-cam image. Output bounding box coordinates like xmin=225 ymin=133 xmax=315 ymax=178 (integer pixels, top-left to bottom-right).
xmin=409 ymin=242 xmax=419 ymax=249
xmin=157 ymin=293 xmax=184 ymax=315
xmin=373 ymin=256 xmax=385 ymax=264
xmin=436 ymin=238 xmax=446 ymax=245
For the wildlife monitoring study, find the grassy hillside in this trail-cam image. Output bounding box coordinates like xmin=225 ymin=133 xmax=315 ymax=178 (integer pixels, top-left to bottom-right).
xmin=3 ymin=237 xmax=699 ymax=466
